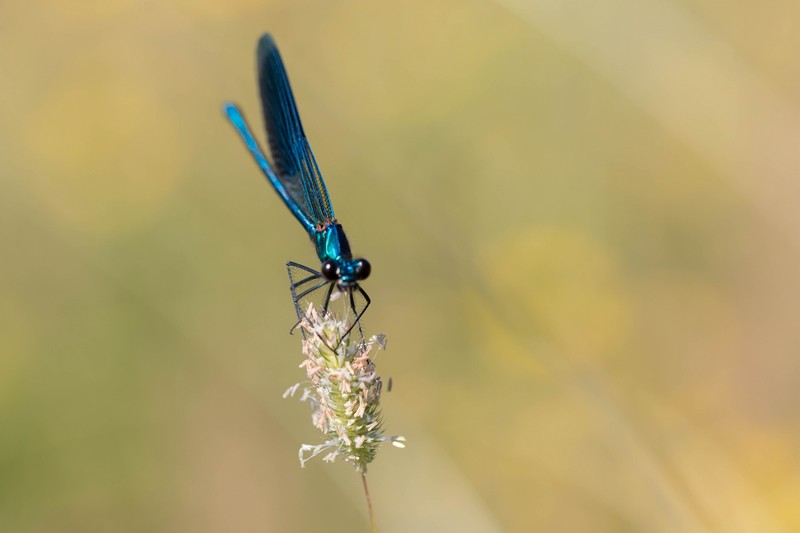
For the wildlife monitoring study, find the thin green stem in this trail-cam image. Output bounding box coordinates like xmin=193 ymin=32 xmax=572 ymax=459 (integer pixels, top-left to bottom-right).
xmin=361 ymin=472 xmax=377 ymax=532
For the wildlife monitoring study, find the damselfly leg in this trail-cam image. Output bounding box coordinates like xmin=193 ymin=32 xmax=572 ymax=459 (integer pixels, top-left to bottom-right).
xmin=341 ymin=284 xmax=371 ymax=345
xmin=287 ymin=261 xmax=324 ymax=335
xmin=287 ymin=261 xmax=370 ymax=344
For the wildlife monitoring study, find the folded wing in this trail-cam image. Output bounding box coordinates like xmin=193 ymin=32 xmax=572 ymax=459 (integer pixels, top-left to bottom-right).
xmin=257 ymin=34 xmax=335 ymax=228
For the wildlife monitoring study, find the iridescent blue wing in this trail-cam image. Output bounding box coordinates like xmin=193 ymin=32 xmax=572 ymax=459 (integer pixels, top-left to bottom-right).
xmin=257 ymin=34 xmax=335 ymax=228
xmin=223 ymin=103 xmax=315 ymax=232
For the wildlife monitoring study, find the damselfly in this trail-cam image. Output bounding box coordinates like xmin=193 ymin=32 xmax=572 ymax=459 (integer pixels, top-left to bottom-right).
xmin=224 ymin=34 xmax=371 ymax=338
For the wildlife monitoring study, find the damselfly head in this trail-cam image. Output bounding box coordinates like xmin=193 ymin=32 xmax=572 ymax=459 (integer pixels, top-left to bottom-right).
xmin=322 ymin=258 xmax=371 ymax=286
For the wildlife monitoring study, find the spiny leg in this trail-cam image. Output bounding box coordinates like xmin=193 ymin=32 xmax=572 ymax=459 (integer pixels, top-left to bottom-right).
xmin=355 ymin=284 xmax=371 ymax=323
xmin=340 ymin=284 xmax=372 ymax=346
xmin=287 ymin=261 xmax=321 ymax=276
xmin=355 ymin=284 xmax=371 ymax=342
xmin=350 ymin=288 xmax=365 ymax=342
xmin=321 ymin=282 xmax=336 ymax=316
xmin=295 ymin=279 xmax=331 ymax=301
xmin=287 ymin=261 xmax=325 ymax=335
xmin=288 ymin=279 xmax=330 ymax=334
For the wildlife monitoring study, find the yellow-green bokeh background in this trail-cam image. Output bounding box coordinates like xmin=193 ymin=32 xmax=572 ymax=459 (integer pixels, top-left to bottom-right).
xmin=3 ymin=1 xmax=800 ymax=531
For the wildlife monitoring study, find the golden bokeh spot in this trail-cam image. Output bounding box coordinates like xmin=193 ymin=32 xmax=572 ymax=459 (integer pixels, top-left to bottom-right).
xmin=21 ymin=71 xmax=187 ymax=237
xmin=484 ymin=227 xmax=632 ymax=361
xmin=469 ymin=290 xmax=549 ymax=377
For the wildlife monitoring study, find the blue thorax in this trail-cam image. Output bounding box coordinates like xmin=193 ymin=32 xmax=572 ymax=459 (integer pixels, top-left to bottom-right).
xmin=314 ymin=223 xmax=364 ymax=285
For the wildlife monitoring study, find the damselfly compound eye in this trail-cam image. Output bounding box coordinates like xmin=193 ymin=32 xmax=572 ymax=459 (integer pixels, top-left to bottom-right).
xmin=355 ymin=259 xmax=371 ymax=280
xmin=321 ymin=260 xmax=339 ymax=281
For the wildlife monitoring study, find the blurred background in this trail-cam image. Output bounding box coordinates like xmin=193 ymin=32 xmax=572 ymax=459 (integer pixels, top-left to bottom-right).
xmin=2 ymin=0 xmax=800 ymax=531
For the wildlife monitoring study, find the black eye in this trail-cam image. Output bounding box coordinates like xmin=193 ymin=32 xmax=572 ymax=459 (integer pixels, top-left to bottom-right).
xmin=355 ymin=258 xmax=371 ymax=280
xmin=321 ymin=260 xmax=338 ymax=281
